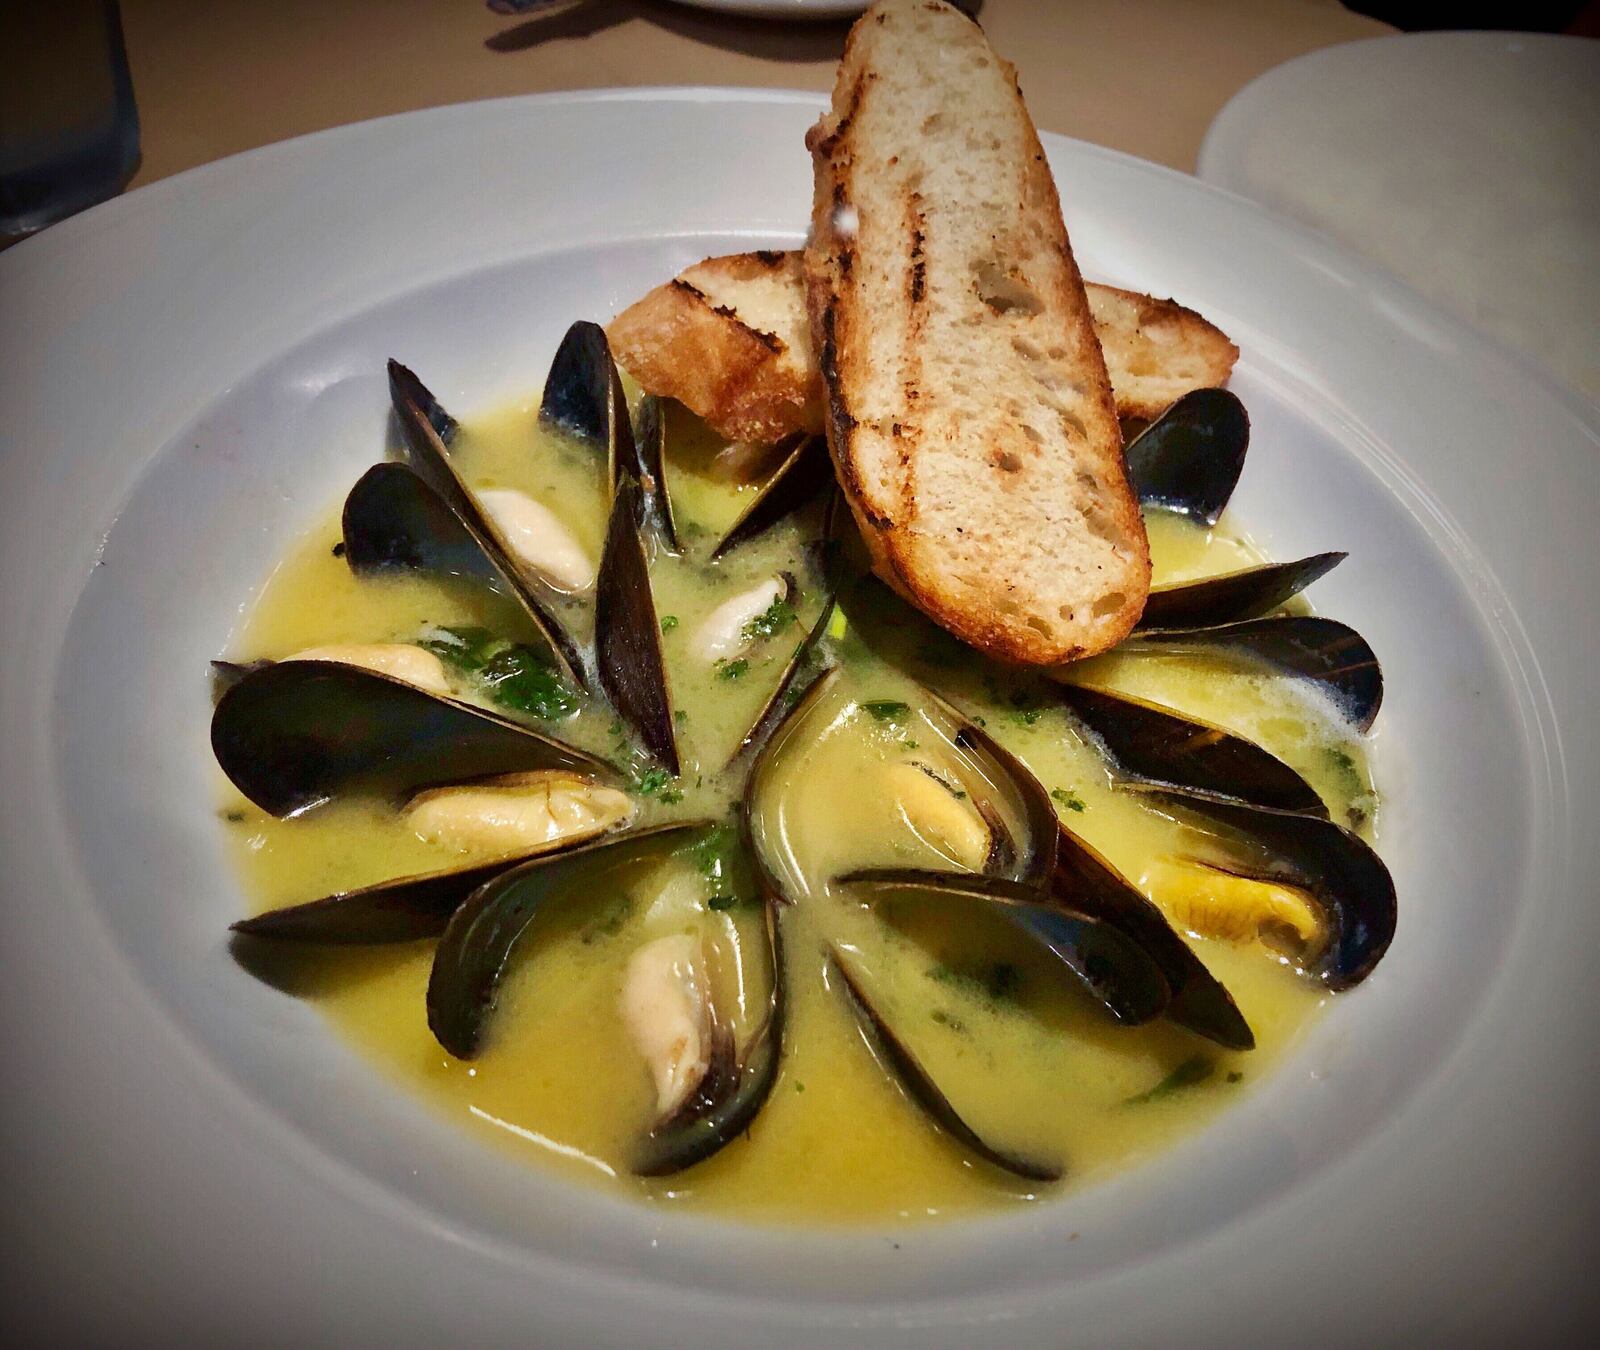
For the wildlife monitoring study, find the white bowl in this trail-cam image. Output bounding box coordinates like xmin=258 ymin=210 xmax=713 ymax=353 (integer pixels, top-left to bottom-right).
xmin=2 ymin=90 xmax=1596 ymax=1344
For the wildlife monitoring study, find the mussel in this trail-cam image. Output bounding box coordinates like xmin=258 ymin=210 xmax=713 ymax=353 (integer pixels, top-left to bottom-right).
xmin=1120 ymin=615 xmax=1383 ymax=733
xmin=342 ymin=463 xmax=501 ymax=591
xmin=1133 ymin=789 xmax=1397 ymax=990
xmin=389 ymin=360 xmax=588 ymax=687
xmin=828 ymin=948 xmax=1063 ymax=1183
xmin=1052 ymin=825 xmax=1255 ymax=1050
xmin=595 ymin=476 xmax=680 ymax=773
xmin=211 ymin=660 xmax=614 ymax=817
xmin=724 ymin=492 xmax=849 ymax=769
xmin=404 ymin=770 xmax=634 ymax=853
xmin=1053 ymin=682 xmax=1328 ymax=818
xmin=426 ymin=821 xmax=710 ymax=1059
xmin=710 ymin=434 xmax=832 ymax=560
xmin=691 ymin=572 xmax=797 ymax=664
xmin=630 ymin=675 xmax=825 ymax=1175
xmin=633 ymin=896 xmax=787 ymax=1176
xmin=834 ymin=869 xmax=1170 ymax=1027
xmin=540 ymin=321 xmax=677 ymax=548
xmin=231 ymin=773 xmax=636 ymax=944
xmin=1136 ymin=553 xmax=1346 ymax=632
xmin=1124 ymin=388 xmax=1249 ymax=525
xmin=279 ymin=642 xmax=455 ymax=698
xmin=231 ymin=856 xmax=527 ymax=945
xmin=621 ymin=932 xmax=736 ymax=1124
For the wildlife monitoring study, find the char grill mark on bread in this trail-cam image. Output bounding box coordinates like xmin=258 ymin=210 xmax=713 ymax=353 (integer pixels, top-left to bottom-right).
xmin=607 ymin=254 xmax=1238 ymax=446
xmin=801 ymin=0 xmax=1151 ymax=665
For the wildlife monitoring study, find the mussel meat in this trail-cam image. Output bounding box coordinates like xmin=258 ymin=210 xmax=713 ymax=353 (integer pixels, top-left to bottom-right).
xmin=691 ymin=572 xmax=796 ymax=664
xmin=403 ymin=770 xmax=634 ymax=854
xmin=475 ymin=489 xmax=596 ymax=594
xmin=426 ymin=821 xmax=710 ymax=1059
xmin=621 ymin=932 xmax=734 ymax=1121
xmin=1133 ymin=789 xmax=1396 ymax=990
xmin=1145 ymin=858 xmax=1323 ymax=955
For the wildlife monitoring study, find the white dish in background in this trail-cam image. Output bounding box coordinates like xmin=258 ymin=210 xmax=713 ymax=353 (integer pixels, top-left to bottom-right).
xmin=0 ymin=89 xmax=1597 ymax=1346
xmin=1199 ymin=31 xmax=1600 ymax=403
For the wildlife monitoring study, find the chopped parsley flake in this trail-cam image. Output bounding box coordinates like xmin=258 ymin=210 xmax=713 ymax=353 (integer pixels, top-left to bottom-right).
xmin=1051 ymin=788 xmax=1087 ymax=813
xmin=716 ymin=658 xmax=750 ymax=681
xmin=659 ymin=615 xmax=679 ymax=632
xmin=1124 ymin=1056 xmax=1215 ymax=1105
xmin=861 ymin=699 xmax=911 ymax=723
xmin=742 ymin=598 xmax=797 ymax=643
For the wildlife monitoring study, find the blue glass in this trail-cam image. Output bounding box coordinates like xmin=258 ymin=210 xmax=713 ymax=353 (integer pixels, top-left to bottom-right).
xmin=0 ymin=1 xmax=140 ymax=242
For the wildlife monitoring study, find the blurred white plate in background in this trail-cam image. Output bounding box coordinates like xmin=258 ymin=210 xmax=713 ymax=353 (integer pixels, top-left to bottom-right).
xmin=1200 ymin=31 xmax=1600 ymax=403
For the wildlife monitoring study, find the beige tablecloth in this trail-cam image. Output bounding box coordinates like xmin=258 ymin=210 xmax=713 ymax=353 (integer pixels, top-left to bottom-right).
xmin=121 ymin=0 xmax=1389 ymax=186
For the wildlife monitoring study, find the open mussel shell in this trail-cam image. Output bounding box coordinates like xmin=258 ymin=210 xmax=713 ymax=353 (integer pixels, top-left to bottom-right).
xmin=230 ymin=856 xmax=526 ymax=945
xmin=828 ymin=949 xmax=1062 ymax=1183
xmin=596 ymin=476 xmax=680 ymax=773
xmin=942 ymin=714 xmax=1060 ymax=889
xmin=629 ymin=393 xmax=680 ymax=550
xmin=836 ymin=869 xmax=1170 ymax=1027
xmin=426 ymin=821 xmax=710 ymax=1060
xmin=1125 ymin=389 xmax=1249 ymax=526
xmin=1052 ymin=825 xmax=1254 ymax=1050
xmin=211 ymin=660 xmax=614 ymax=817
xmin=539 ymin=320 xmax=627 ymax=460
xmin=710 ymin=434 xmax=832 ymax=561
xmin=1137 ymin=552 xmax=1346 ymax=632
xmin=1121 ymin=615 xmax=1383 ymax=732
xmin=1054 ymin=682 xmax=1327 ymax=819
xmin=725 ymin=491 xmax=850 ymax=769
xmin=388 ymin=359 xmax=588 ymax=688
xmin=341 ymin=462 xmax=499 ymax=589
xmin=1136 ymin=789 xmax=1396 ymax=990
xmin=635 ymin=897 xmax=788 ymax=1177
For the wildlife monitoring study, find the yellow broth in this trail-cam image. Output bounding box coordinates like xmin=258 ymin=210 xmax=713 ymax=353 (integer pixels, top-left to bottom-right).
xmin=220 ymin=400 xmax=1379 ymax=1222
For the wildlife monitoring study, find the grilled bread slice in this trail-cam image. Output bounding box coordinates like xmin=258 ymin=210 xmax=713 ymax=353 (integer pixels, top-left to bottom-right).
xmin=607 ymin=252 xmax=1238 ymax=444
xmin=804 ymin=0 xmax=1150 ymax=665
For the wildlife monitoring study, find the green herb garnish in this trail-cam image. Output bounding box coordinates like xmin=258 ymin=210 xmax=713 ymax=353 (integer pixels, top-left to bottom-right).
xmin=929 ymin=961 xmax=1022 ymax=1005
xmin=581 ymin=893 xmax=635 ymax=944
xmin=687 ymin=821 xmax=756 ymax=912
xmin=716 ymin=658 xmax=750 ymax=681
xmin=1051 ymin=788 xmax=1087 ymax=813
xmin=420 ymin=626 xmax=579 ymax=720
xmin=861 ymin=699 xmax=911 ymax=723
xmin=632 ymin=766 xmax=674 ymax=796
xmin=660 ymin=615 xmax=679 ymax=632
xmin=1124 ymin=1056 xmax=1215 ymax=1105
xmin=742 ymin=598 xmax=797 ymax=644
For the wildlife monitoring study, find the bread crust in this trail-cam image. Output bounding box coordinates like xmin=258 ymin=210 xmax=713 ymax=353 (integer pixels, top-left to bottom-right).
xmin=608 ymin=256 xmax=1238 ymax=446
xmin=803 ymin=0 xmax=1150 ymax=666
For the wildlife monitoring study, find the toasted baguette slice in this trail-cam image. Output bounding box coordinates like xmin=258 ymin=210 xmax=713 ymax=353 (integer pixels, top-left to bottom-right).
xmin=804 ymin=0 xmax=1149 ymax=665
xmin=608 ymin=252 xmax=1238 ymax=444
